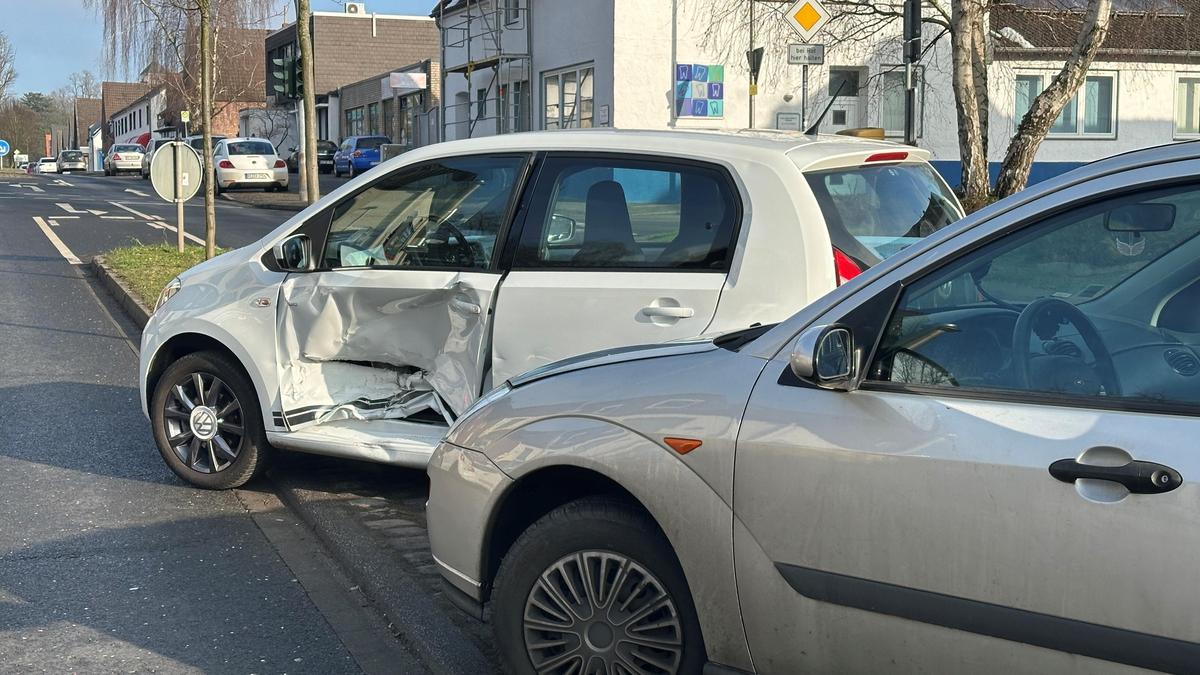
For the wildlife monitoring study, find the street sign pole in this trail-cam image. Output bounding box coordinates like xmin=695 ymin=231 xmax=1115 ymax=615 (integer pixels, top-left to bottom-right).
xmin=802 ymin=65 xmax=809 ymax=131
xmin=903 ymin=0 xmax=923 ymax=145
xmin=174 ymin=139 xmax=185 ymax=252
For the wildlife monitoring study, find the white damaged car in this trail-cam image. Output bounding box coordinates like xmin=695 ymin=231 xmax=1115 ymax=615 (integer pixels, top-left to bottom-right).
xmin=139 ymin=128 xmax=962 ymax=488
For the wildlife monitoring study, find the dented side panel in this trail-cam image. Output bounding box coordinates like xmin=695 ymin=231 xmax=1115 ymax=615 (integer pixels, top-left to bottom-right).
xmin=276 ymin=269 xmax=501 ymax=428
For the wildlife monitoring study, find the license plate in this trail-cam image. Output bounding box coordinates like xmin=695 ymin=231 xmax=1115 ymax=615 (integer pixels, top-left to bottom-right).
xmin=320 ymin=161 xmax=333 ymax=165
xmin=247 ymin=172 xmax=271 ymax=179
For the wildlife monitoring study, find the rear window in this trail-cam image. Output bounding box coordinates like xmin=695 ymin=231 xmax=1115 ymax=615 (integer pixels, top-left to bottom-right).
xmin=356 ymin=137 xmax=388 ymax=150
xmin=806 ymin=163 xmax=961 ymax=264
xmin=227 ymin=140 xmax=276 ymax=155
xmin=112 ymin=144 xmax=142 ymax=153
xmin=318 ymin=140 xmax=338 ymax=151
xmin=60 ymin=151 xmax=83 ymax=161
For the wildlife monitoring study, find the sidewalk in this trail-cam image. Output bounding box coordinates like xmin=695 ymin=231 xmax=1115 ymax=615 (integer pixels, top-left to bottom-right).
xmin=220 ymin=190 xmax=308 ymax=212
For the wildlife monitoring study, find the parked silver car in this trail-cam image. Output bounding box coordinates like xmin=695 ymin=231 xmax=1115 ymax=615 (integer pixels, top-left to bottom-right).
xmin=428 ymin=141 xmax=1200 ymax=674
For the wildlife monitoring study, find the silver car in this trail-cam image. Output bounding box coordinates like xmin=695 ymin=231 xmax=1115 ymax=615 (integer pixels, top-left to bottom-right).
xmin=428 ymin=141 xmax=1200 ymax=674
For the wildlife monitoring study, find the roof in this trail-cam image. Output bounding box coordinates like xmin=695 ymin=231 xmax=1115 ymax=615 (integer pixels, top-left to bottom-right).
xmin=101 ymin=81 xmax=152 ymax=116
xmin=396 ymin=128 xmax=923 ymax=167
xmin=994 ymin=0 xmax=1200 ymax=62
xmin=74 ymin=98 xmax=102 ymax=146
xmin=111 ymin=85 xmax=166 ymax=117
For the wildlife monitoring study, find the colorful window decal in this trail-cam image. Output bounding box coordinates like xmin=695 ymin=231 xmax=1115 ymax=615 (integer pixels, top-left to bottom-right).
xmin=675 ymin=63 xmax=724 ymax=118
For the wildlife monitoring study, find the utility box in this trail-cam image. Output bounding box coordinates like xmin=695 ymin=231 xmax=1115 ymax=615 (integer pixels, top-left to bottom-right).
xmin=380 ymin=143 xmax=406 ymax=162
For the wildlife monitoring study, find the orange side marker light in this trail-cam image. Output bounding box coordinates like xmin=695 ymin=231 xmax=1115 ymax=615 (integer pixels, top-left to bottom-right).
xmin=665 ymin=437 xmax=703 ymax=455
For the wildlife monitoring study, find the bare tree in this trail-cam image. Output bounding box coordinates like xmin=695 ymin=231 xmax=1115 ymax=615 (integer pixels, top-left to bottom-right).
xmin=0 ymin=32 xmax=16 ymax=102
xmin=88 ymin=0 xmax=281 ymax=259
xmin=68 ymin=70 xmax=102 ymax=98
xmin=950 ymin=0 xmax=990 ymax=207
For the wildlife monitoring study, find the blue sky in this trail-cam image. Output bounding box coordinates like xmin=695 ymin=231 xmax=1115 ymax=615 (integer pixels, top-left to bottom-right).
xmin=6 ymin=0 xmax=434 ymax=96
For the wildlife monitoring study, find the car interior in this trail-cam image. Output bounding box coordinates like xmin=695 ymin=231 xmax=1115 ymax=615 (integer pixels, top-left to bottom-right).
xmin=870 ymin=183 xmax=1200 ymax=406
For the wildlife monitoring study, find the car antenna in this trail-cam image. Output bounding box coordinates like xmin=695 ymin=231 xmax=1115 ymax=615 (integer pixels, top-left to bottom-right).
xmin=805 ymin=80 xmax=849 ymax=137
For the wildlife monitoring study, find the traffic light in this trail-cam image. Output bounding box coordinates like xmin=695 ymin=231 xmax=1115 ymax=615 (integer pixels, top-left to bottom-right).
xmin=294 ymin=56 xmax=304 ymax=99
xmin=271 ymin=55 xmax=296 ymax=99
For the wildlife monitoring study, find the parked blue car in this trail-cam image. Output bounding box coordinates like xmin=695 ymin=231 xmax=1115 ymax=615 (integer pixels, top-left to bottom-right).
xmin=333 ymin=135 xmax=390 ymax=178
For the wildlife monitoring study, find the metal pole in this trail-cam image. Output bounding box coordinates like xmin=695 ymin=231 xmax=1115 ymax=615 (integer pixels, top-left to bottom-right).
xmin=748 ymin=0 xmax=755 ymax=129
xmin=801 ymin=65 xmax=809 ymax=131
xmin=174 ymin=141 xmax=185 ymax=253
xmin=904 ymin=63 xmax=917 ymax=145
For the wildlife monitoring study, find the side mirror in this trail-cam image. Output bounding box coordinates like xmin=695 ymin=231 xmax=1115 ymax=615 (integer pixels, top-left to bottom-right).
xmin=547 ymin=214 xmax=577 ymax=243
xmin=273 ymin=233 xmax=314 ymax=272
xmin=790 ymin=324 xmax=856 ymax=390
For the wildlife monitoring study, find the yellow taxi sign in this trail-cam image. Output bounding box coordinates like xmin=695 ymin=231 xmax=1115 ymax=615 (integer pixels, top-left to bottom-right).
xmin=785 ymin=0 xmax=831 ymax=42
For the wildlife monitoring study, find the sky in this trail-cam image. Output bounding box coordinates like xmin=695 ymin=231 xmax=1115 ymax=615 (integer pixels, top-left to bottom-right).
xmin=4 ymin=0 xmax=434 ymax=97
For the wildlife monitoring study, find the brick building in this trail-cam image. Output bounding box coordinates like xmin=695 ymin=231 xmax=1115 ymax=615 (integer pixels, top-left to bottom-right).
xmin=99 ymin=82 xmax=151 ymax=150
xmin=71 ymin=98 xmax=102 ymax=149
xmin=259 ymin=7 xmax=439 ymax=145
xmin=161 ymin=24 xmax=269 ymax=139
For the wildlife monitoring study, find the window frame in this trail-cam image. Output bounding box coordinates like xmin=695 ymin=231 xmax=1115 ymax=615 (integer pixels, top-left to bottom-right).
xmin=827 ymin=176 xmax=1200 ymax=419
xmin=878 ymin=64 xmax=925 ymax=139
xmin=507 ymin=151 xmax=746 ymax=274
xmin=1174 ymin=72 xmax=1200 ymax=140
xmin=1013 ymin=70 xmax=1119 ymax=140
xmin=311 ymin=151 xmax=536 ymax=274
xmin=541 ymin=63 xmax=595 ymax=130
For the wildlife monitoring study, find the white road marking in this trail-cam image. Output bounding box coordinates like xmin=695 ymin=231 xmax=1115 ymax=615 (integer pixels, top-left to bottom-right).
xmin=32 ymin=217 xmax=82 ymax=265
xmin=48 ymin=219 xmax=60 ymax=227
xmin=52 ymin=179 xmax=73 ymax=187
xmin=88 ymin=209 xmax=107 ymax=216
xmin=123 ymin=188 xmax=150 ymax=197
xmin=100 ymin=215 xmax=135 ymax=220
xmin=110 ymin=200 xmax=205 ymax=245
xmin=14 ymin=183 xmax=44 ymax=193
xmin=51 ymin=215 xmax=79 ymax=219
xmin=56 ymin=202 xmax=88 ymax=214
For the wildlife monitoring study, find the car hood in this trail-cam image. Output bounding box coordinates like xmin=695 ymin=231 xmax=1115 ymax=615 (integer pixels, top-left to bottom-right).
xmin=509 ymin=338 xmax=719 ymax=389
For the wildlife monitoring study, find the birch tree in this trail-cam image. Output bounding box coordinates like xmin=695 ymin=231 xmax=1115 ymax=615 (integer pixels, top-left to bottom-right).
xmin=0 ymin=32 xmax=16 ymax=102
xmin=296 ymin=0 xmax=319 ymax=203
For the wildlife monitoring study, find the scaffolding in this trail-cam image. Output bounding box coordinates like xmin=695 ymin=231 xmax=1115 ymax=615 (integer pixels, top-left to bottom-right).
xmin=438 ymin=0 xmax=533 ymax=141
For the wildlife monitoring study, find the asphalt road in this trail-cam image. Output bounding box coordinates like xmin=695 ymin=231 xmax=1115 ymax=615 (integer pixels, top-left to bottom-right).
xmin=0 ymin=173 xmax=448 ymax=673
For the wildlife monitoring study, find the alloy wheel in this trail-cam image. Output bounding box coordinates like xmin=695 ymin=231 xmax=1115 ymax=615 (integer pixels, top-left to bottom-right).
xmin=162 ymin=372 xmax=244 ymax=474
xmin=523 ymin=550 xmax=684 ymax=674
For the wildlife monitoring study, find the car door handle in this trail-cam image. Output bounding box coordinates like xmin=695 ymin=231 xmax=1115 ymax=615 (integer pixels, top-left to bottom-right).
xmin=450 ymin=297 xmax=482 ymax=315
xmin=1049 ymin=458 xmax=1183 ymax=494
xmin=641 ymin=306 xmax=695 ymax=319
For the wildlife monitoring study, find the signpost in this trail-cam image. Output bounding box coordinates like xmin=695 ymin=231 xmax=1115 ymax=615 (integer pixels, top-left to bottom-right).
xmin=0 ymin=139 xmax=9 ymax=170
xmin=784 ymin=0 xmax=830 ymax=133
xmin=150 ymin=141 xmax=203 ymax=252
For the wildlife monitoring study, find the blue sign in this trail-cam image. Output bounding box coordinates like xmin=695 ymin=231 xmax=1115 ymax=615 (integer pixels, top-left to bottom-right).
xmin=0 ymin=140 xmax=9 ymax=157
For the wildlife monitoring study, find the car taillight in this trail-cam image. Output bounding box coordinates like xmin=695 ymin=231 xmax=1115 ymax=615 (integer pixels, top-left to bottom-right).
xmin=218 ymin=160 xmax=234 ymax=169
xmin=112 ymin=154 xmax=121 ymax=161
xmin=352 ymin=150 xmax=363 ymax=158
xmin=833 ymin=247 xmax=863 ymax=286
xmin=864 ymin=151 xmax=909 ymax=163
xmin=274 ymin=159 xmax=286 ymax=168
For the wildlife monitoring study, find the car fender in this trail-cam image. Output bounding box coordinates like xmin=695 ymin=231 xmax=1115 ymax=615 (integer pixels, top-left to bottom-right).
xmin=484 ymin=415 xmax=754 ymax=672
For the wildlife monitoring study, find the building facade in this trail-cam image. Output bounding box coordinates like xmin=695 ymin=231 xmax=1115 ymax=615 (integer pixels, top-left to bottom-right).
xmin=258 ymin=7 xmax=439 ymax=151
xmin=109 ymin=86 xmax=167 ymax=147
xmin=436 ymin=0 xmax=1200 ymax=187
xmin=100 ymin=81 xmax=151 ymax=150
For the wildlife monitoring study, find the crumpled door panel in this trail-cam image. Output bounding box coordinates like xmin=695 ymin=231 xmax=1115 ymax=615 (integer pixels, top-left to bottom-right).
xmin=276 ymin=269 xmax=500 ymax=429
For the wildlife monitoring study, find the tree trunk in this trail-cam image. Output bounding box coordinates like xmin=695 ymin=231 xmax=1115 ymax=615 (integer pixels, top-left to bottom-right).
xmin=200 ymin=0 xmax=217 ymax=259
xmin=971 ymin=4 xmax=989 ymax=162
xmin=950 ymin=0 xmax=990 ymax=208
xmin=296 ymin=0 xmax=319 ymax=203
xmin=994 ymin=0 xmax=1113 ymax=197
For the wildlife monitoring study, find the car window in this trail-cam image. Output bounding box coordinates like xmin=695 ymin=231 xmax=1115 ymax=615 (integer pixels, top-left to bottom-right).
xmin=112 ymin=144 xmax=142 ymax=153
xmin=806 ymin=163 xmax=961 ymax=264
xmin=318 ymin=141 xmax=337 ymax=152
xmin=227 ymin=141 xmax=276 ymax=155
xmin=513 ymin=156 xmax=739 ymax=270
xmin=322 ymin=154 xmax=525 ymax=270
xmin=356 ymin=137 xmax=387 ymax=150
xmin=60 ymin=151 xmax=83 ymax=161
xmin=868 ymin=182 xmax=1200 ymax=408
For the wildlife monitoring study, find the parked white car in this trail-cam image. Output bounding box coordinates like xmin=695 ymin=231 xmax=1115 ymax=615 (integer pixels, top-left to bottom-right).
xmin=34 ymin=157 xmax=58 ymax=174
xmin=104 ymin=143 xmax=144 ymax=175
xmin=428 ymin=140 xmax=1200 ymax=675
xmin=140 ymin=138 xmax=173 ymax=179
xmin=139 ymin=129 xmax=962 ymax=488
xmin=212 ymin=137 xmax=288 ymax=193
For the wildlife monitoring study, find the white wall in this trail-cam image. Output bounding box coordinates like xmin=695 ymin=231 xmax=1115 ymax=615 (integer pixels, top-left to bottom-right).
xmin=112 ymin=88 xmax=167 ymax=147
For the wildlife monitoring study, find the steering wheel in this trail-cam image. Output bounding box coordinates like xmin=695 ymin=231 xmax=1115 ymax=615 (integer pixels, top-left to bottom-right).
xmin=1012 ymin=297 xmax=1120 ymax=396
xmin=430 ymin=222 xmax=475 ymax=266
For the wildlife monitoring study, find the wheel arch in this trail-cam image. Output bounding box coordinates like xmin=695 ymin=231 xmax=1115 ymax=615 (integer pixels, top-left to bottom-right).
xmin=145 ymin=331 xmax=273 ymax=428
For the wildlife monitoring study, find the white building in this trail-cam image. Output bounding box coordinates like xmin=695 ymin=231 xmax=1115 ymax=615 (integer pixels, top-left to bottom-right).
xmin=435 ymin=0 xmax=1200 ymax=187
xmin=110 ymin=85 xmax=168 ymax=147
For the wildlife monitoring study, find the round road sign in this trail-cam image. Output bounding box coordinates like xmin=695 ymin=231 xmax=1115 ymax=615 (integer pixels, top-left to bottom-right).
xmin=0 ymin=139 xmax=10 ymax=157
xmin=150 ymin=141 xmax=203 ymax=203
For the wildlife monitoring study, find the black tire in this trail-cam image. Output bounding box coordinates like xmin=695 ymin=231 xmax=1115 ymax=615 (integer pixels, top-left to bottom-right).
xmin=491 ymin=497 xmax=706 ymax=675
xmin=332 ymin=163 xmax=341 ymax=178
xmin=347 ymin=162 xmax=356 ymax=179
xmin=150 ymin=350 xmax=272 ymax=489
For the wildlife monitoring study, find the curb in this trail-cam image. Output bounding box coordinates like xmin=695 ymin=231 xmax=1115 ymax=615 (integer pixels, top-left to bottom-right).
xmin=272 ymin=477 xmax=497 ymax=675
xmin=90 ymin=256 xmax=152 ymax=329
xmin=219 ymin=193 xmax=305 ymax=212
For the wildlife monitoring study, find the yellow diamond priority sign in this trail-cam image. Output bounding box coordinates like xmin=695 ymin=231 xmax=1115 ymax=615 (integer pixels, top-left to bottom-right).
xmin=785 ymin=0 xmax=831 ymax=42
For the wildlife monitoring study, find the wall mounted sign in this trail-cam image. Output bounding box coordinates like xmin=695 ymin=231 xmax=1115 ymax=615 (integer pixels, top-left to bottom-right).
xmin=675 ymin=63 xmax=725 ymax=118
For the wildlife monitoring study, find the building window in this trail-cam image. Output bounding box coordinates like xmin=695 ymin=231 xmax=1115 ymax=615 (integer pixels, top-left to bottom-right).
xmin=1176 ymin=76 xmax=1200 ymax=137
xmin=367 ymin=102 xmax=380 ymax=135
xmin=504 ymin=0 xmax=520 ymax=25
xmin=477 ymin=88 xmax=488 ymax=122
xmin=1015 ymin=72 xmax=1116 ymax=137
xmin=829 ymin=69 xmax=862 ymax=98
xmin=543 ymin=64 xmax=594 ymax=130
xmin=508 ymin=80 xmax=529 ymax=132
xmin=879 ymin=66 xmax=923 ymax=138
xmin=345 ymin=107 xmax=364 ymax=136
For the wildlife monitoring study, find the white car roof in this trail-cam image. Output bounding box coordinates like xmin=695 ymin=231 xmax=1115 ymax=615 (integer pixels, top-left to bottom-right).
xmin=403 ymin=128 xmax=927 ymax=166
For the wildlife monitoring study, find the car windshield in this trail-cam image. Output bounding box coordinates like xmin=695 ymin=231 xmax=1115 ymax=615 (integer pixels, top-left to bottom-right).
xmin=318 ymin=141 xmax=337 ymax=152
xmin=806 ymin=163 xmax=961 ymax=264
xmin=227 ymin=141 xmax=276 ymax=156
xmin=356 ymin=137 xmax=387 ymax=150
xmin=113 ymin=144 xmax=142 ymax=153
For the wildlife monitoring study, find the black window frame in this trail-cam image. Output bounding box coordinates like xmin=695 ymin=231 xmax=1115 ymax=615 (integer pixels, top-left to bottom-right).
xmin=505 ymin=151 xmax=745 ymax=274
xmin=798 ymin=176 xmax=1200 ymax=419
